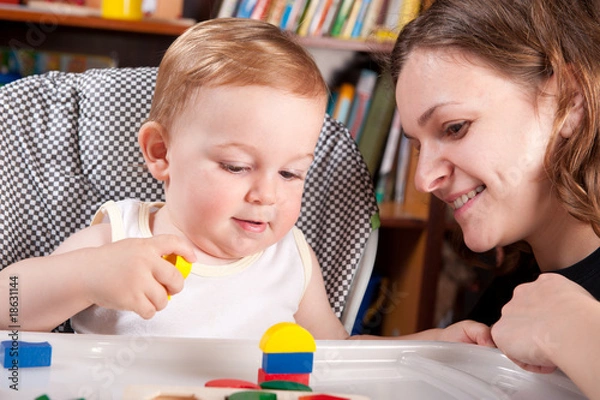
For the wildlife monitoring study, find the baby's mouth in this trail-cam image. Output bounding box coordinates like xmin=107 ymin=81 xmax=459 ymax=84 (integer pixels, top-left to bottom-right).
xmin=453 ymin=185 xmax=485 ymax=210
xmin=235 ymin=218 xmax=264 ymax=225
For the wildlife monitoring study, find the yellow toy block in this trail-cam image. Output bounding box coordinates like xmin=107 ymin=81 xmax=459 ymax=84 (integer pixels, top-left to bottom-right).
xmin=259 ymin=322 xmax=316 ymax=353
xmin=163 ymin=254 xmax=192 ymax=278
xmin=163 ymin=254 xmax=192 ymax=300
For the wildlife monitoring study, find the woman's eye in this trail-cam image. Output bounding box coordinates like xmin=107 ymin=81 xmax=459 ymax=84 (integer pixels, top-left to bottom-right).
xmin=401 ymin=129 xmax=420 ymax=153
xmin=409 ymin=139 xmax=421 ymax=154
xmin=220 ymin=163 xmax=247 ymax=174
xmin=445 ymin=121 xmax=470 ymax=138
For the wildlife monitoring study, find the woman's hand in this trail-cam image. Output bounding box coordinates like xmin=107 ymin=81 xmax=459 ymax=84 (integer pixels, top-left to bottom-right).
xmin=491 ymin=273 xmax=593 ymax=373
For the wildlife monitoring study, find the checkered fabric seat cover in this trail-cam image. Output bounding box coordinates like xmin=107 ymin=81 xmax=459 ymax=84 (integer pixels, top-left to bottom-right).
xmin=0 ymin=67 xmax=379 ymax=330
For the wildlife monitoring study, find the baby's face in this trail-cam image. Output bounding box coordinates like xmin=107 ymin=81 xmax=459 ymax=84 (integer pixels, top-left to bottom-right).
xmin=161 ymin=85 xmax=326 ymax=261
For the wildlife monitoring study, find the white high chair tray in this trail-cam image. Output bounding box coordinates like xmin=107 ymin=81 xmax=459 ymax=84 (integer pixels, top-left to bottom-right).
xmin=0 ymin=331 xmax=585 ymax=399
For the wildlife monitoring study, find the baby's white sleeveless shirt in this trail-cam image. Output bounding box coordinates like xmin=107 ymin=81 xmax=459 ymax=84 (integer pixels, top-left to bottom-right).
xmin=70 ymin=199 xmax=312 ymax=339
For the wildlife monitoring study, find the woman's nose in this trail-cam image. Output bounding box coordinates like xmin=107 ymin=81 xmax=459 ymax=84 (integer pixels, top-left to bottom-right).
xmin=413 ymin=146 xmax=452 ymax=193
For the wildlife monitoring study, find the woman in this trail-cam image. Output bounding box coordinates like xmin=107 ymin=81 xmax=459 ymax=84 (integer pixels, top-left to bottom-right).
xmin=389 ymin=0 xmax=600 ymax=396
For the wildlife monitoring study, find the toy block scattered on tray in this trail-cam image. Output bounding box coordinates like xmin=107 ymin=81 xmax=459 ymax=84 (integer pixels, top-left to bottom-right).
xmin=259 ymin=322 xmax=316 ymax=354
xmin=205 ymin=378 xmax=260 ymax=389
xmin=1 ymin=340 xmax=52 ymax=368
xmin=257 ymin=368 xmax=310 ymax=385
xmin=262 ymin=352 xmax=313 ymax=374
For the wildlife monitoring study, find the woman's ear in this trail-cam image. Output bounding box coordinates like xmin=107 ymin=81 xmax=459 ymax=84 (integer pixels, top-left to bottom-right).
xmin=560 ymin=92 xmax=584 ymax=139
xmin=138 ymin=121 xmax=170 ymax=181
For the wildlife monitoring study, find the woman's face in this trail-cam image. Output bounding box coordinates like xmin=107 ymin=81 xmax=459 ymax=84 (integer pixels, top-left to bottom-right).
xmin=395 ymin=49 xmax=559 ymax=252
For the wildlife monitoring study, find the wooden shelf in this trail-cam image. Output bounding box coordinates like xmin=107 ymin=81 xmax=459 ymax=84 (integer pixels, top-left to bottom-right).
xmin=378 ymin=202 xmax=427 ymax=229
xmin=0 ymin=4 xmax=394 ymax=54
xmin=297 ymin=36 xmax=394 ymax=54
xmin=0 ymin=4 xmax=194 ymax=36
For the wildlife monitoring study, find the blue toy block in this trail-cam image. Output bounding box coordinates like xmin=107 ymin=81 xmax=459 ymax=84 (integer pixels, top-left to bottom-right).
xmin=1 ymin=340 xmax=52 ymax=368
xmin=262 ymin=352 xmax=313 ymax=374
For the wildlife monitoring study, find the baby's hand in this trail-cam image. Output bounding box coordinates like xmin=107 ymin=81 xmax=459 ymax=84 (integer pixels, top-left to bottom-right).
xmin=438 ymin=320 xmax=495 ymax=347
xmin=82 ymin=235 xmax=196 ymax=319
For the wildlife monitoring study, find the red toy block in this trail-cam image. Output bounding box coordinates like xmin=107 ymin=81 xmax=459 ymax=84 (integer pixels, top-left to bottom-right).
xmin=298 ymin=395 xmax=350 ymax=400
xmin=257 ymin=367 xmax=310 ymax=385
xmin=205 ymin=378 xmax=260 ymax=389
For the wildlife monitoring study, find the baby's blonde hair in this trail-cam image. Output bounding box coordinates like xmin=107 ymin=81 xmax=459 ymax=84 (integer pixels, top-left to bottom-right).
xmin=148 ymin=18 xmax=328 ymax=131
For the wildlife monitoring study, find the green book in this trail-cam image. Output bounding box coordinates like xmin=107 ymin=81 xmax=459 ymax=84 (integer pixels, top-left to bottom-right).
xmin=330 ymin=0 xmax=355 ymax=36
xmin=357 ymin=71 xmax=396 ymax=177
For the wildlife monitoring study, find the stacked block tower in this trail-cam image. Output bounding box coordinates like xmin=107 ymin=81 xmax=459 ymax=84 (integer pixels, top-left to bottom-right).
xmin=258 ymin=322 xmax=316 ymax=386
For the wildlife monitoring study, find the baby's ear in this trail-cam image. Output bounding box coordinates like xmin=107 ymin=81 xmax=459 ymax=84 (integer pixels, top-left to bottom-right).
xmin=138 ymin=121 xmax=170 ymax=181
xmin=559 ymin=92 xmax=584 ymax=139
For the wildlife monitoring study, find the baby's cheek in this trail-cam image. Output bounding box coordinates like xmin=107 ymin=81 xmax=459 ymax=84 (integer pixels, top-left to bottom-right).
xmin=276 ymin=199 xmax=302 ymax=229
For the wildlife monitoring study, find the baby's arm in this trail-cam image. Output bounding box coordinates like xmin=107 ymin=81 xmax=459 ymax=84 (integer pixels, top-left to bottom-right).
xmin=0 ymin=224 xmax=196 ymax=331
xmin=294 ymin=248 xmax=351 ymax=340
xmin=393 ymin=319 xmax=494 ymax=345
xmin=295 ymin=249 xmax=493 ymax=344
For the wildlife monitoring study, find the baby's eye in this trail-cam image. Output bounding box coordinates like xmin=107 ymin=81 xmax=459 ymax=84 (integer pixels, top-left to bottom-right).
xmin=279 ymin=170 xmax=302 ymax=181
xmin=444 ymin=121 xmax=470 ymax=138
xmin=220 ymin=163 xmax=248 ymax=174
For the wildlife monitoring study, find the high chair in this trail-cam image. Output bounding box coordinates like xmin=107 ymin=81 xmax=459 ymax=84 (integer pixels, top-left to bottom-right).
xmin=0 ymin=67 xmax=379 ymax=333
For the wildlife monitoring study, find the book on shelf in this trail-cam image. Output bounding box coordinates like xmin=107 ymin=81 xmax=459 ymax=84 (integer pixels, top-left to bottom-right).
xmin=374 ymin=108 xmax=402 ymax=203
xmin=280 ymin=0 xmax=305 ymax=30
xmin=217 ymin=0 xmax=240 ymax=18
xmin=329 ymin=0 xmax=355 ymax=37
xmin=369 ymin=0 xmax=424 ymax=41
xmin=398 ymin=0 xmax=421 ymax=28
xmin=346 ymin=68 xmax=377 ymax=142
xmin=320 ymin=0 xmax=343 ymax=36
xmin=296 ymin=0 xmax=322 ymax=36
xmin=394 ymin=134 xmax=412 ymax=204
xmin=267 ymin=0 xmax=287 ymax=25
xmin=339 ymin=0 xmax=362 ymax=39
xmin=350 ymin=0 xmax=372 ymax=38
xmin=250 ymin=0 xmax=273 ymax=20
xmin=307 ymin=0 xmax=333 ymax=36
xmin=357 ymin=71 xmax=396 ymax=176
xmin=360 ymin=0 xmax=384 ymax=38
xmin=327 ymin=89 xmax=339 ymax=116
xmin=331 ymin=82 xmax=355 ymax=125
xmin=236 ymin=0 xmax=259 ymax=18
xmin=383 ymin=0 xmax=403 ymax=29
xmin=0 ymin=46 xmax=117 ymax=86
xmin=212 ymin=0 xmax=411 ymax=43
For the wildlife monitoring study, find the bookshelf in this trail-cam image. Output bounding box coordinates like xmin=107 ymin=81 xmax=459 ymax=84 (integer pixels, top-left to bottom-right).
xmin=0 ymin=0 xmax=443 ymax=335
xmin=376 ymin=151 xmax=445 ymax=335
xmin=0 ymin=4 xmax=391 ymax=67
xmin=0 ymin=4 xmax=192 ymax=67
